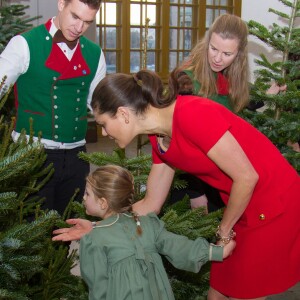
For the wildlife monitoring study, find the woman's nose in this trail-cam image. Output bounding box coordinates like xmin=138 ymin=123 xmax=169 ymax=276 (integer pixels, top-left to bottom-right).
xmin=214 ymin=52 xmax=222 ymax=62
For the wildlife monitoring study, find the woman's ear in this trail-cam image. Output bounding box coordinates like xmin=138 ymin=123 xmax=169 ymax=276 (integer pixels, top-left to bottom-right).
xmin=117 ymin=107 xmax=130 ymax=124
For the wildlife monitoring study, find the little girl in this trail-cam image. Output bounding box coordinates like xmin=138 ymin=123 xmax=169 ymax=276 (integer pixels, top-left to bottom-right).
xmin=54 ymin=165 xmax=235 ymax=300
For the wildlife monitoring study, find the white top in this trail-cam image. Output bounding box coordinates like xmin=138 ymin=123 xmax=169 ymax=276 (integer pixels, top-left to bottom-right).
xmin=0 ymin=18 xmax=106 ymax=149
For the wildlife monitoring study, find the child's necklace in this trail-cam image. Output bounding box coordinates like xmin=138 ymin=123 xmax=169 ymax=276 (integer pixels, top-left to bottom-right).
xmin=92 ymin=213 xmax=120 ymax=229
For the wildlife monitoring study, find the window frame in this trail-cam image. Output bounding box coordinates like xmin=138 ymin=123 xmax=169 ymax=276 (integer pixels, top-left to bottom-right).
xmin=97 ymin=0 xmax=241 ymax=81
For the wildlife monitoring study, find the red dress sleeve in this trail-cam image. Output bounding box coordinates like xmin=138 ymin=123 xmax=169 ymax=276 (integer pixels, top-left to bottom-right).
xmin=177 ymin=98 xmax=231 ymax=154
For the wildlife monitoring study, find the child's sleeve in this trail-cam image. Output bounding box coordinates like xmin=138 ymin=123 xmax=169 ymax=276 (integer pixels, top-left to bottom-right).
xmin=149 ymin=214 xmax=223 ymax=273
xmin=80 ymin=234 xmax=108 ymax=299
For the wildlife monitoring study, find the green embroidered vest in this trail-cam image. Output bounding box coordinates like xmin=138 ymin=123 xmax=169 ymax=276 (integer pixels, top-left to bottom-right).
xmin=15 ymin=24 xmax=101 ymax=142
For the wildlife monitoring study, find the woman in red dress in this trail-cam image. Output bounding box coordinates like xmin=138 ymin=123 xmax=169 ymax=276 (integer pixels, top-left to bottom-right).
xmin=54 ymin=70 xmax=299 ymax=300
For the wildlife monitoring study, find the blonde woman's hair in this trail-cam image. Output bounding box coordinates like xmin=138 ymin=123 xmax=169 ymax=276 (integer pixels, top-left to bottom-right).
xmin=86 ymin=165 xmax=142 ymax=235
xmin=182 ymin=14 xmax=249 ymax=112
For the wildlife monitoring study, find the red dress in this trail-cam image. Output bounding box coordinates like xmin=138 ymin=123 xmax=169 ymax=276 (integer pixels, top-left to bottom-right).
xmin=149 ymin=95 xmax=300 ymax=298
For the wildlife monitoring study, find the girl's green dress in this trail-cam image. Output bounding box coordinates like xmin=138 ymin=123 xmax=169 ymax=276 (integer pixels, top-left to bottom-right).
xmin=80 ymin=212 xmax=223 ymax=300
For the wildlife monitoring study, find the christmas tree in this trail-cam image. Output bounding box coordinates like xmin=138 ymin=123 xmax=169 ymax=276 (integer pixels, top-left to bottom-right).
xmin=0 ymin=2 xmax=89 ymax=297
xmin=0 ymin=1 xmax=40 ymax=53
xmin=0 ymin=78 xmax=89 ymax=299
xmin=243 ymin=0 xmax=300 ymax=172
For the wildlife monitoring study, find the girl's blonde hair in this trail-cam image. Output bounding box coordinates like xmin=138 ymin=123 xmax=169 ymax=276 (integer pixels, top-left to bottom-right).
xmin=86 ymin=165 xmax=142 ymax=235
xmin=182 ymin=14 xmax=249 ymax=112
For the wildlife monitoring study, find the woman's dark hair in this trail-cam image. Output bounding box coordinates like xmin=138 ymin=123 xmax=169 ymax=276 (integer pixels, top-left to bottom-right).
xmin=169 ymin=68 xmax=194 ymax=96
xmin=91 ymin=70 xmax=175 ymax=117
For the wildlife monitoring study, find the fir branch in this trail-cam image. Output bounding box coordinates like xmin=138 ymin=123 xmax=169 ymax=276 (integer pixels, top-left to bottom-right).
xmin=268 ymin=8 xmax=290 ymax=19
xmin=279 ymin=0 xmax=296 ymax=8
xmin=0 ymin=192 xmax=18 ymax=212
xmin=0 ymin=289 xmax=29 ymax=300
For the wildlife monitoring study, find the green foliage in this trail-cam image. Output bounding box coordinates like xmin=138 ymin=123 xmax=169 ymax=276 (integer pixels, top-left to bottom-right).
xmin=0 ymin=82 xmax=88 ymax=299
xmin=0 ymin=3 xmax=41 ymax=53
xmin=79 ymin=148 xmax=152 ymax=200
xmin=246 ymin=0 xmax=300 ymax=171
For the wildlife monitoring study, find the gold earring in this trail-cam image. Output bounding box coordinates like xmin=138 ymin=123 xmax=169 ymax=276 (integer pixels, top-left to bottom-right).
xmin=125 ymin=119 xmax=129 ymax=124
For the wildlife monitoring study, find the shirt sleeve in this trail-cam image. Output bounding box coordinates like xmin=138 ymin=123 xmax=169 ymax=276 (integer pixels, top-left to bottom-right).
xmin=87 ymin=51 xmax=106 ymax=110
xmin=149 ymin=213 xmax=223 ymax=274
xmin=80 ymin=233 xmax=108 ymax=300
xmin=0 ymin=35 xmax=29 ymax=95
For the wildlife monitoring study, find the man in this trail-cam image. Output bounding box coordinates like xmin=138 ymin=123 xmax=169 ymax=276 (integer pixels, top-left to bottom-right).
xmin=0 ymin=0 xmax=106 ymax=216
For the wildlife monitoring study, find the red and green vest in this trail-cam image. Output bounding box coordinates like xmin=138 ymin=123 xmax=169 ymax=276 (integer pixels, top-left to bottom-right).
xmin=15 ymin=21 xmax=101 ymax=142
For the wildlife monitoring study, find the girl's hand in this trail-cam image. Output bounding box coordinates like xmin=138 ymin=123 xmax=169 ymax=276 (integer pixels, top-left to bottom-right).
xmin=52 ymin=218 xmax=93 ymax=241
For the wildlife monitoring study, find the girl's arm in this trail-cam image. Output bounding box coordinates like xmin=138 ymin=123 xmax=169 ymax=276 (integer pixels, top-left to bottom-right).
xmin=151 ymin=215 xmax=235 ymax=273
xmin=207 ymin=131 xmax=259 ymax=237
xmin=133 ymin=163 xmax=175 ymax=215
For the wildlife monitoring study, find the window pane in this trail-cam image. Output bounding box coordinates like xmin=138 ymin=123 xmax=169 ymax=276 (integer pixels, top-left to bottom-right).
xmin=178 ymin=52 xmax=185 ymax=63
xmin=147 ymin=28 xmax=155 ymax=49
xmin=96 ymin=27 xmax=101 ymax=45
xmin=131 ymin=28 xmax=141 ymax=48
xmin=145 ymin=5 xmax=156 ymax=25
xmin=184 ymin=7 xmax=192 ymax=27
xmin=101 ymin=3 xmax=116 ymax=25
xmin=105 ymin=52 xmax=117 ymax=74
xmin=169 ymin=52 xmax=177 ymax=71
xmin=184 ymin=29 xmax=192 ymax=50
xmin=179 ymin=29 xmax=184 ymax=49
xmin=170 ymin=6 xmax=178 ymax=26
xmin=146 ymin=51 xmax=155 ymax=71
xmin=206 ymin=8 xmax=214 ymax=28
xmin=130 ymin=51 xmax=141 ymax=73
xmin=178 ymin=29 xmax=192 ymax=50
xmin=105 ymin=28 xmax=116 ymax=49
xmin=131 ymin=4 xmax=141 ymax=25
xmin=169 ymin=29 xmax=178 ymax=49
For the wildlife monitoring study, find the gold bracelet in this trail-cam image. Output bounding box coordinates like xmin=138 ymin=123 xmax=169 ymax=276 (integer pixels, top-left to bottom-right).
xmin=215 ymin=225 xmax=234 ymax=244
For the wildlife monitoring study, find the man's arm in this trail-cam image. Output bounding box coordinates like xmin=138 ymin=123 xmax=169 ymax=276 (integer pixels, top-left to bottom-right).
xmin=87 ymin=51 xmax=106 ymax=109
xmin=0 ymin=35 xmax=29 ymax=94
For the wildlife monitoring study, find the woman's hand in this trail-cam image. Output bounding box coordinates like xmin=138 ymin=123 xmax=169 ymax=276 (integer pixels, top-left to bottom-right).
xmin=266 ymin=82 xmax=287 ymax=95
xmin=222 ymin=240 xmax=236 ymax=259
xmin=52 ymin=218 xmax=93 ymax=241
